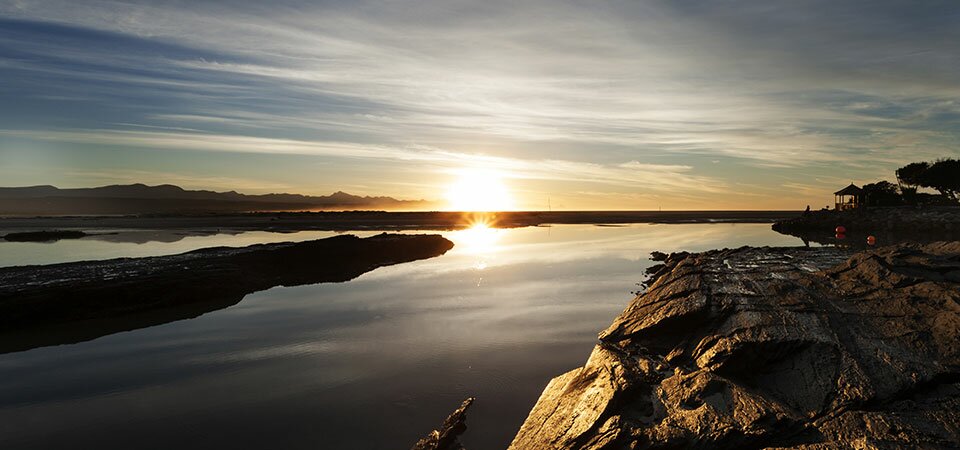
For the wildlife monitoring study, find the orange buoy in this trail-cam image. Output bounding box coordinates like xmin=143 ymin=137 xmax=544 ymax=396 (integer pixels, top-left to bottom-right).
xmin=835 ymin=225 xmax=846 ymax=234
xmin=867 ymin=235 xmax=876 ymax=246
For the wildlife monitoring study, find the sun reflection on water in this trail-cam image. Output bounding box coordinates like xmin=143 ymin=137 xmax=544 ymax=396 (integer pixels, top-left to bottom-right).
xmin=450 ymin=221 xmax=502 ymax=256
xmin=449 ymin=219 xmax=504 ymax=276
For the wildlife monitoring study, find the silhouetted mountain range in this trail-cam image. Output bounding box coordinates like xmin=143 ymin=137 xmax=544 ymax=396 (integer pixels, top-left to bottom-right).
xmin=0 ymin=184 xmax=433 ymax=216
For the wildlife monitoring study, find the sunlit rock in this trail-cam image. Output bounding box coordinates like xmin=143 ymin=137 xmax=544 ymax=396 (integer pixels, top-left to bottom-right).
xmin=509 ymin=243 xmax=960 ymax=449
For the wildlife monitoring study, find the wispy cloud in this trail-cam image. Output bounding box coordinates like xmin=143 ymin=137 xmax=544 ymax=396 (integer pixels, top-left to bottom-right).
xmin=0 ymin=128 xmax=725 ymax=196
xmin=1 ymin=0 xmax=959 ymax=208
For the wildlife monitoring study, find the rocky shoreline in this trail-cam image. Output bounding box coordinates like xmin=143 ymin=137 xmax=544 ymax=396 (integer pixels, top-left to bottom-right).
xmin=773 ymin=206 xmax=960 ymax=236
xmin=508 ymin=242 xmax=960 ymax=449
xmin=0 ymin=233 xmax=453 ymax=354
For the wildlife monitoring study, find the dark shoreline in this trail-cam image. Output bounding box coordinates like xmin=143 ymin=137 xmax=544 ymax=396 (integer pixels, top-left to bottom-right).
xmin=2 ymin=230 xmax=88 ymax=242
xmin=773 ymin=206 xmax=960 ymax=234
xmin=772 ymin=206 xmax=960 ymax=248
xmin=0 ymin=210 xmax=800 ymax=234
xmin=0 ymin=233 xmax=453 ymax=354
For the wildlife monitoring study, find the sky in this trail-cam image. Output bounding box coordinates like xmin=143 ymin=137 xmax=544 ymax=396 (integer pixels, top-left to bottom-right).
xmin=1 ymin=0 xmax=959 ymax=210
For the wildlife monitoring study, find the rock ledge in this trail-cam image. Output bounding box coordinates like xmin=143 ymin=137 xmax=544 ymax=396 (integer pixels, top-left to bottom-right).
xmin=509 ymin=243 xmax=960 ymax=449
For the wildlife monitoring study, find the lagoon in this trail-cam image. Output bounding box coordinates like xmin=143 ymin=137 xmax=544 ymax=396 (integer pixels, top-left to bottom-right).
xmin=0 ymin=224 xmax=808 ymax=449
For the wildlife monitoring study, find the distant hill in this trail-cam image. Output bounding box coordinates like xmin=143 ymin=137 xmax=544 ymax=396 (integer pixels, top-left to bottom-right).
xmin=0 ymin=184 xmax=434 ymax=216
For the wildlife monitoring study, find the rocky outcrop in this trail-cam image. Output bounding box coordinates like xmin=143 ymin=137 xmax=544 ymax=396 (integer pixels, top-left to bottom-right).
xmin=411 ymin=398 xmax=476 ymax=450
xmin=509 ymin=243 xmax=960 ymax=449
xmin=0 ymin=233 xmax=453 ymax=354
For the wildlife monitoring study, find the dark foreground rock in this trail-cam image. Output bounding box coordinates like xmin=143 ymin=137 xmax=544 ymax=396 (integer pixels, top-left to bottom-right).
xmin=0 ymin=233 xmax=453 ymax=354
xmin=509 ymin=242 xmax=960 ymax=449
xmin=411 ymin=398 xmax=476 ymax=450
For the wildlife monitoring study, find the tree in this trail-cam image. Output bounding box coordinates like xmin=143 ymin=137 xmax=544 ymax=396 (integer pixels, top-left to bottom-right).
xmin=862 ymin=181 xmax=902 ymax=206
xmin=918 ymin=158 xmax=960 ymax=201
xmin=896 ymin=161 xmax=929 ymax=188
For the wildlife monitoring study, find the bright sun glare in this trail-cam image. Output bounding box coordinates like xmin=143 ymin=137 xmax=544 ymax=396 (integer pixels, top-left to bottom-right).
xmin=445 ymin=169 xmax=515 ymax=212
xmin=451 ymin=221 xmax=502 ymax=256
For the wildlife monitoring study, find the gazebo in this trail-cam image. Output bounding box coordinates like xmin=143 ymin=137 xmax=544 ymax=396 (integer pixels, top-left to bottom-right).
xmin=834 ymin=184 xmax=863 ymax=211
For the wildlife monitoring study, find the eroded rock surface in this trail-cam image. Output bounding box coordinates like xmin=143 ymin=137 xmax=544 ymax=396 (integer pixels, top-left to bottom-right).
xmin=510 ymin=243 xmax=960 ymax=449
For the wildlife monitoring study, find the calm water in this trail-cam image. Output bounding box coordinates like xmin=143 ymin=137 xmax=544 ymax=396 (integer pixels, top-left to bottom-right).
xmin=0 ymin=229 xmax=348 ymax=268
xmin=0 ymin=224 xmax=807 ymax=449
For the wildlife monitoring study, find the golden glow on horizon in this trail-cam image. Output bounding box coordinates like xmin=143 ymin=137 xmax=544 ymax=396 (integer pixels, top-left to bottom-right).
xmin=445 ymin=169 xmax=515 ymax=212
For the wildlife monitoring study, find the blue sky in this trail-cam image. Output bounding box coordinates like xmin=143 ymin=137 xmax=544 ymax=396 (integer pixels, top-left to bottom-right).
xmin=1 ymin=0 xmax=959 ymax=209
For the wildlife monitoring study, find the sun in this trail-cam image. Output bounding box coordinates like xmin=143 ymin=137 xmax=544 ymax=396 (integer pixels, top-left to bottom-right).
xmin=445 ymin=169 xmax=515 ymax=212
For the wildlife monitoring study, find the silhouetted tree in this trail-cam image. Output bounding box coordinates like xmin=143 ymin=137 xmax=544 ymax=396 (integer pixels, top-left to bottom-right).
xmin=862 ymin=181 xmax=902 ymax=206
xmin=918 ymin=159 xmax=960 ymax=201
xmin=900 ymin=186 xmax=919 ymax=205
xmin=896 ymin=161 xmax=929 ymax=188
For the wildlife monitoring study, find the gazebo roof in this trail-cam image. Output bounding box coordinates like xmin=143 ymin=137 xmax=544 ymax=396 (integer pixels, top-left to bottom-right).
xmin=834 ymin=183 xmax=863 ymax=196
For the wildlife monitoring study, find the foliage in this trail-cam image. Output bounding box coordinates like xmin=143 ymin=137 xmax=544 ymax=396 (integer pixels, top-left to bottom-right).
xmin=896 ymin=162 xmax=930 ymax=188
xmin=919 ymin=159 xmax=960 ymax=200
xmin=895 ymin=158 xmax=960 ymax=203
xmin=862 ymin=181 xmax=902 ymax=206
